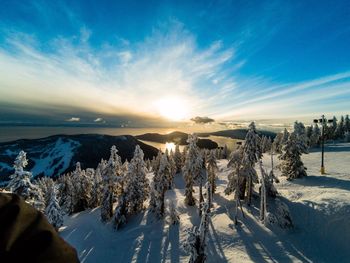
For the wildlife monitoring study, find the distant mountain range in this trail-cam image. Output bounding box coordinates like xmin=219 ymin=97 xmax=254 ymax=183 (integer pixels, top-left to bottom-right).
xmin=136 ymin=131 xmax=218 ymax=149
xmin=197 ymin=129 xmax=276 ymax=140
xmin=136 ymin=129 xmax=276 ymax=146
xmin=0 ymin=134 xmax=158 ymax=183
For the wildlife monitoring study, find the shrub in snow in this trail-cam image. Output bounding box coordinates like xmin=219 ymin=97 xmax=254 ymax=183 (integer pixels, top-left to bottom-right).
xmin=265 ymin=212 xmax=277 ymax=226
xmin=275 ymin=199 xmax=293 ymax=228
xmin=45 ymin=185 xmax=64 ymax=231
xmin=183 ymin=134 xmax=202 ymax=206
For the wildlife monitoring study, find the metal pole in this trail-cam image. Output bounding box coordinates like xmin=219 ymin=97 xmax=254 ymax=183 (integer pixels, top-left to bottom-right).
xmin=321 ymin=115 xmax=325 ymax=174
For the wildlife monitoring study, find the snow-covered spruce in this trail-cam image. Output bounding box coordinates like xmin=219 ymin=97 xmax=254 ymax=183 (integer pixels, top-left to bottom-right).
xmin=206 ymin=150 xmax=218 ymax=194
xmin=101 ymin=146 xmax=122 ymax=222
xmin=168 ymin=200 xmax=179 ymax=225
xmin=225 ymin=147 xmax=246 ymax=224
xmin=174 ymin=144 xmax=183 ymax=173
xmin=124 ymin=145 xmax=149 ymax=213
xmin=7 ymin=150 xmax=45 ymax=211
xmin=279 ymin=132 xmax=307 ymax=180
xmin=242 ymin=122 xmax=261 ymax=206
xmin=45 ymin=184 xmax=64 ymax=231
xmin=183 ymin=186 xmax=211 ymax=263
xmin=183 ymin=134 xmax=202 ymax=207
xmin=149 ymin=154 xmax=171 ymax=218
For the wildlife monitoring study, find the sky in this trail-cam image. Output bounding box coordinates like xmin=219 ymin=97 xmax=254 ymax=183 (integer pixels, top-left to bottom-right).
xmin=0 ymin=0 xmax=350 ymax=128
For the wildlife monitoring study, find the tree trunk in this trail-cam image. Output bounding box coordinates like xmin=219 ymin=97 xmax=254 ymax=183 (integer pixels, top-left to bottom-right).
xmin=199 ymin=177 xmax=203 ymax=216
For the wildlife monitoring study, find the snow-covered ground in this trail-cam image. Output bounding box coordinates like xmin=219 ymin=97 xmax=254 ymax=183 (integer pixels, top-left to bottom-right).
xmin=60 ymin=143 xmax=350 ymax=263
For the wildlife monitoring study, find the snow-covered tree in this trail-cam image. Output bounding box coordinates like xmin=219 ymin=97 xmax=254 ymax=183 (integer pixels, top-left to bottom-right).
xmin=45 ymin=185 xmax=64 ymax=231
xmin=336 ymin=115 xmax=345 ymax=139
xmin=101 ymin=146 xmax=122 ymax=222
xmin=222 ymin=144 xmax=229 ymax=159
xmin=183 ymin=134 xmax=202 ymax=206
xmin=151 ymin=150 xmax=162 ymax=174
xmin=174 ymin=144 xmax=183 ymax=173
xmin=258 ymin=160 xmax=268 ymax=224
xmin=149 ymin=154 xmax=171 ymax=217
xmin=310 ymin=124 xmax=321 ymax=147
xmin=58 ymin=173 xmax=74 ymax=214
xmin=90 ymin=166 xmax=103 ymax=208
xmin=225 ymin=148 xmax=246 ymax=224
xmin=7 ymin=150 xmax=45 ymax=211
xmin=345 ymin=115 xmax=350 ymax=133
xmin=183 ymin=191 xmax=211 ymax=263
xmin=293 ymin=121 xmax=309 ymax=153
xmin=168 ymin=201 xmax=179 ymax=225
xmin=242 ymin=122 xmax=261 ymax=206
xmin=125 ymin=145 xmax=149 ymax=213
xmin=279 ymin=132 xmax=307 ymax=180
xmin=272 ymin=133 xmax=283 ymax=154
xmin=113 ymin=194 xmax=128 ymax=229
xmin=206 ymin=150 xmax=218 ymax=194
xmin=168 ymin=150 xmax=176 ymax=189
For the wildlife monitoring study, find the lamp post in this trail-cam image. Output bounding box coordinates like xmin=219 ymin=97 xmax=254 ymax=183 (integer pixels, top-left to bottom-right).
xmin=313 ymin=115 xmax=333 ymax=174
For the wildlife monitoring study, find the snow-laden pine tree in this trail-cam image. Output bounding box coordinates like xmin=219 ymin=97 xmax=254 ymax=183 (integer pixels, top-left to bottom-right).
xmin=293 ymin=121 xmax=309 ymax=153
xmin=310 ymin=124 xmax=321 ymax=147
xmin=279 ymin=132 xmax=307 ymax=180
xmin=272 ymin=133 xmax=283 ymax=154
xmin=125 ymin=145 xmax=149 ymax=213
xmin=183 ymin=134 xmax=202 ymax=206
xmin=242 ymin=122 xmax=261 ymax=206
xmin=101 ymin=146 xmax=122 ymax=222
xmin=7 ymin=150 xmax=45 ymax=211
xmin=222 ymin=144 xmax=229 ymax=159
xmin=174 ymin=144 xmax=183 ymax=173
xmin=336 ymin=115 xmax=345 ymax=139
xmin=206 ymin=150 xmax=218 ymax=194
xmin=149 ymin=154 xmax=171 ymax=217
xmin=168 ymin=200 xmax=179 ymax=225
xmin=183 ymin=187 xmax=211 ymax=263
xmin=225 ymin=147 xmax=246 ymax=225
xmin=258 ymin=160 xmax=268 ymax=224
xmin=345 ymin=115 xmax=350 ymax=133
xmin=45 ymin=185 xmax=64 ymax=231
xmin=168 ymin=149 xmax=176 ymax=189
xmin=58 ymin=173 xmax=74 ymax=214
xmin=151 ymin=150 xmax=162 ymax=174
xmin=90 ymin=165 xmax=103 ymax=208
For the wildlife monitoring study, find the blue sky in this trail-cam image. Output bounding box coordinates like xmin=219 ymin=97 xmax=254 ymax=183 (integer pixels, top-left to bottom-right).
xmin=0 ymin=0 xmax=349 ymax=127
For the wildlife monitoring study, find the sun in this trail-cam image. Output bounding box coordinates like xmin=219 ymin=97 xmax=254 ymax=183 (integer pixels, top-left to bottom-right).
xmin=155 ymin=97 xmax=189 ymax=121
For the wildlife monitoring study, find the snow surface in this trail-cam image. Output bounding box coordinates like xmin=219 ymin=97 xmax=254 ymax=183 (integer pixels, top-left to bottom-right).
xmin=60 ymin=143 xmax=350 ymax=263
xmin=31 ymin=138 xmax=80 ymax=177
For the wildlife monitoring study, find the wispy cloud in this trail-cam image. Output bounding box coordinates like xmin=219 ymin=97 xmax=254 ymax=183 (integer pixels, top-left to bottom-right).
xmin=0 ymin=23 xmax=236 ymax=121
xmin=66 ymin=117 xmax=80 ymax=122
